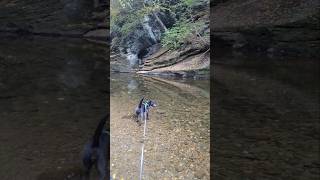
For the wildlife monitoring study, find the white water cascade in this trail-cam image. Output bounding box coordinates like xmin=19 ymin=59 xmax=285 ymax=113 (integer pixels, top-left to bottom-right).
xmin=118 ymin=47 xmax=138 ymax=69
xmin=126 ymin=50 xmax=139 ymax=67
xmin=142 ymin=16 xmax=157 ymax=43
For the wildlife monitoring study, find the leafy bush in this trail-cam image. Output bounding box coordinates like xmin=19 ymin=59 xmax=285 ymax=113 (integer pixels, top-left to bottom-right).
xmin=161 ymin=21 xmax=206 ymax=49
xmin=161 ymin=21 xmax=192 ymax=49
xmin=182 ymin=0 xmax=207 ymax=7
xmin=120 ymin=17 xmax=141 ymax=36
xmin=110 ymin=0 xmax=209 ymax=51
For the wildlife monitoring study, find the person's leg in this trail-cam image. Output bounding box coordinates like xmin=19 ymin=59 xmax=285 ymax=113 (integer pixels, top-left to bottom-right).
xmin=82 ymin=142 xmax=94 ymax=179
xmin=97 ymin=149 xmax=106 ymax=180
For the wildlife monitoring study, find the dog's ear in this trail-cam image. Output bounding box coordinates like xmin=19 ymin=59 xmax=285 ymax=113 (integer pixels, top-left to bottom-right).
xmin=138 ymin=97 xmax=144 ymax=108
xmin=148 ymin=100 xmax=155 ymax=106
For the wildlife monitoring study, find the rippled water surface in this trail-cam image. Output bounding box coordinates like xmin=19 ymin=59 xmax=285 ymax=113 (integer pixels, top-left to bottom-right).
xmin=110 ymin=73 xmax=210 ymax=179
xmin=213 ymin=56 xmax=319 ymax=179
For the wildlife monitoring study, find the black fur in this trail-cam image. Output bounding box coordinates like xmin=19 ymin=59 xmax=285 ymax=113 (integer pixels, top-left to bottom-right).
xmin=135 ymin=97 xmax=144 ymax=117
xmin=82 ymin=115 xmax=109 ymax=180
xmin=135 ymin=98 xmax=157 ymax=124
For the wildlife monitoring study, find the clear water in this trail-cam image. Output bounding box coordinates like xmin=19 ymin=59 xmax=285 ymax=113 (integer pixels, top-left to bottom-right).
xmin=0 ymin=35 xmax=108 ymax=180
xmin=110 ymin=73 xmax=210 ymax=179
xmin=213 ymin=55 xmax=319 ymax=179
xmin=1 ymin=34 xmax=318 ymax=180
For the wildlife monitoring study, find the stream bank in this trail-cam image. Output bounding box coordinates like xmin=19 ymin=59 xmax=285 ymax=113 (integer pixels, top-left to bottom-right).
xmin=111 ymin=44 xmax=210 ymax=78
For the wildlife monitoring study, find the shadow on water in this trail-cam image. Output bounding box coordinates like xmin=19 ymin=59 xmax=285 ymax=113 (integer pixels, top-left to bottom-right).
xmin=110 ymin=73 xmax=210 ymax=179
xmin=0 ymin=35 xmax=108 ymax=180
xmin=213 ymin=55 xmax=319 ymax=179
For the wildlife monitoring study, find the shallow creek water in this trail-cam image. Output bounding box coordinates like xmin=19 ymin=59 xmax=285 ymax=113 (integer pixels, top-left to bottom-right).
xmin=1 ymin=34 xmax=318 ymax=180
xmin=0 ymin=35 xmax=108 ymax=180
xmin=110 ymin=73 xmax=210 ymax=179
xmin=213 ymin=55 xmax=319 ymax=179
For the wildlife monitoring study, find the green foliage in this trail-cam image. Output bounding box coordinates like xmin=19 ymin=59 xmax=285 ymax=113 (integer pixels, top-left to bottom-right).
xmin=118 ymin=0 xmax=134 ymax=9
xmin=120 ymin=17 xmax=141 ymax=36
xmin=110 ymin=0 xmax=209 ymax=50
xmin=161 ymin=20 xmax=206 ymax=49
xmin=160 ymin=0 xmax=208 ymax=50
xmin=111 ymin=10 xmax=140 ymax=37
xmin=182 ymin=0 xmax=195 ymax=6
xmin=111 ymin=0 xmax=170 ymax=48
xmin=161 ymin=21 xmax=192 ymax=49
xmin=137 ymin=3 xmax=171 ymax=17
xmin=182 ymin=0 xmax=207 ymax=7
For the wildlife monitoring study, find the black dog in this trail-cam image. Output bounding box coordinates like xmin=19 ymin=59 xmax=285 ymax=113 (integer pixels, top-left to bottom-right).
xmin=135 ymin=98 xmax=157 ymax=124
xmin=82 ymin=115 xmax=109 ymax=180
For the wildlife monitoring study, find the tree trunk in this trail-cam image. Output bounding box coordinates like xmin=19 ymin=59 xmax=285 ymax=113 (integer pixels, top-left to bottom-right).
xmin=152 ymin=12 xmax=168 ymax=32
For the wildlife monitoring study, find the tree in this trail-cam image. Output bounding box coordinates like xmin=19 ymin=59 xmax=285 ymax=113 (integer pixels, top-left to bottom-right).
xmin=111 ymin=0 xmax=209 ymax=50
xmin=111 ymin=0 xmax=171 ymax=48
xmin=160 ymin=0 xmax=209 ymax=49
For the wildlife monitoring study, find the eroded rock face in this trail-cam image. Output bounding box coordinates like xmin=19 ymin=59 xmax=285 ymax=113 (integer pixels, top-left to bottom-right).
xmin=212 ymin=0 xmax=320 ymax=58
xmin=0 ymin=0 xmax=108 ymax=40
xmin=117 ymin=12 xmax=175 ymax=66
xmin=108 ymin=0 xmax=210 ymax=74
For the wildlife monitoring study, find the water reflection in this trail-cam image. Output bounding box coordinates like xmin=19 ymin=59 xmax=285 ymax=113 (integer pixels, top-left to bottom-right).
xmin=110 ymin=73 xmax=210 ymax=179
xmin=213 ymin=56 xmax=319 ymax=179
xmin=0 ymin=36 xmax=108 ymax=180
xmin=127 ymin=79 xmax=138 ymax=93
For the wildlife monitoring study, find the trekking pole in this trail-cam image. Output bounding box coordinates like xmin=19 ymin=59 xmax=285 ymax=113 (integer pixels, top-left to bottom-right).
xmin=139 ymin=112 xmax=147 ymax=180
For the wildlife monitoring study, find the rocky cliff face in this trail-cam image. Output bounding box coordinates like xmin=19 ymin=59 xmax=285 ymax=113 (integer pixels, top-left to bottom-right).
xmin=212 ymin=0 xmax=320 ymax=58
xmin=111 ymin=1 xmax=210 ymax=75
xmin=111 ymin=11 xmax=175 ymax=67
xmin=0 ymin=0 xmax=108 ymax=40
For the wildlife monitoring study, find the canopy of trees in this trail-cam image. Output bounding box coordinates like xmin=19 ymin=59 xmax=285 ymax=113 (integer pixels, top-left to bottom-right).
xmin=111 ymin=0 xmax=209 ymax=50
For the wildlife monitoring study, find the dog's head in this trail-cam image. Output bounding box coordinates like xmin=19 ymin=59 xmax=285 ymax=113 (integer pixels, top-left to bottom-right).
xmin=147 ymin=100 xmax=157 ymax=108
